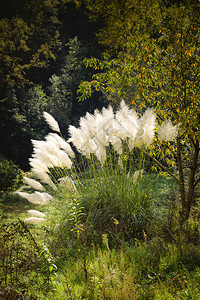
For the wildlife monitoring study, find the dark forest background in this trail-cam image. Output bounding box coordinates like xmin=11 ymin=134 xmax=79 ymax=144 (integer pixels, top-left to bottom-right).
xmin=0 ymin=0 xmax=107 ymax=170
xmin=0 ymin=0 xmax=198 ymax=171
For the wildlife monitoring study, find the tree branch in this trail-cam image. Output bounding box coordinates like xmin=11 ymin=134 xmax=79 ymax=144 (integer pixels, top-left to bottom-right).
xmin=145 ymin=151 xmax=180 ymax=183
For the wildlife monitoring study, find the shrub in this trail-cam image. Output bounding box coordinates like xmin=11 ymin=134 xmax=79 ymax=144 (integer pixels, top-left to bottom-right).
xmin=0 ymin=156 xmax=23 ymax=195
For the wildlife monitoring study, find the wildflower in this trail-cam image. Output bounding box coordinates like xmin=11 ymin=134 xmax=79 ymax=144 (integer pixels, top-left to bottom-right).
xmin=24 ymin=177 xmax=45 ymax=191
xmin=28 ymin=210 xmax=46 ymax=218
xmin=24 ymin=217 xmax=45 ymax=224
xmin=158 ymin=121 xmax=179 ymax=142
xmin=43 ymin=112 xmax=60 ymax=132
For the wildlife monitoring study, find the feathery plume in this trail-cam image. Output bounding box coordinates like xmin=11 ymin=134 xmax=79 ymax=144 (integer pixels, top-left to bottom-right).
xmin=158 ymin=121 xmax=179 ymax=142
xmin=68 ymin=125 xmax=93 ymax=157
xmin=68 ymin=125 xmax=85 ymax=151
xmin=47 ymin=133 xmax=75 ymax=158
xmin=28 ymin=210 xmax=46 ymax=218
xmin=132 ymin=169 xmax=144 ymax=181
xmin=18 ymin=191 xmax=53 ymax=205
xmin=31 ymin=152 xmax=53 ymax=168
xmin=56 ymin=150 xmax=72 ymax=169
xmin=24 ymin=177 xmax=45 ymax=191
xmin=34 ymin=191 xmax=54 ymax=205
xmin=29 ymin=158 xmax=49 ymax=173
xmin=43 ymin=111 xmax=60 ymax=132
xmin=45 ymin=140 xmax=60 ymax=154
xmin=17 ymin=192 xmax=41 ymax=204
xmin=31 ymin=139 xmax=47 ymax=151
xmin=135 ymin=109 xmax=156 ymax=147
xmin=32 ymin=169 xmax=57 ymax=189
xmin=110 ymin=136 xmax=122 ymax=154
xmin=114 ymin=101 xmax=138 ymax=149
xmin=58 ymin=176 xmax=76 ymax=189
xmin=24 ymin=217 xmax=45 ymax=224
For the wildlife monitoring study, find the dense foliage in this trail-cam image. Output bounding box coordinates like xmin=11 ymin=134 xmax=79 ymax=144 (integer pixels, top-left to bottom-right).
xmin=0 ymin=156 xmax=23 ymax=195
xmin=0 ymin=1 xmax=107 ymax=169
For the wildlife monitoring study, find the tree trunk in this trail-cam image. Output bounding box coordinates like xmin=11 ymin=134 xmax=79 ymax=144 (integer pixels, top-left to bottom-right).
xmin=179 ymin=140 xmax=199 ymax=224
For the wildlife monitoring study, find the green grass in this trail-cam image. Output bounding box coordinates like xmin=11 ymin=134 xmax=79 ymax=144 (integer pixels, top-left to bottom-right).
xmin=1 ymin=173 xmax=200 ymax=299
xmin=0 ymin=193 xmax=32 ymax=224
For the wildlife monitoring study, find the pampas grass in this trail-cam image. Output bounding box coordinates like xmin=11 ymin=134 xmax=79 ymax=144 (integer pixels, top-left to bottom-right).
xmin=24 ymin=177 xmax=45 ymax=191
xmin=18 ymin=102 xmax=179 ymax=241
xmin=28 ymin=210 xmax=46 ymax=218
xmin=43 ymin=111 xmax=60 ymax=133
xmin=24 ymin=217 xmax=46 ymax=224
xmin=158 ymin=120 xmax=179 ymax=142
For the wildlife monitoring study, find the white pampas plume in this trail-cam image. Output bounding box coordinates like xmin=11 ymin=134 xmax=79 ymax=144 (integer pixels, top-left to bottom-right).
xmin=45 ymin=140 xmax=60 ymax=154
xmin=113 ymin=101 xmax=138 ymax=149
xmin=32 ymin=169 xmax=57 ymax=190
xmin=29 ymin=158 xmax=49 ymax=173
xmin=28 ymin=210 xmax=46 ymax=218
xmin=46 ymin=133 xmax=75 ymax=158
xmin=24 ymin=217 xmax=45 ymax=224
xmin=111 ymin=136 xmax=123 ymax=154
xmin=31 ymin=139 xmax=47 ymax=151
xmin=17 ymin=191 xmax=53 ymax=205
xmin=17 ymin=192 xmax=41 ymax=204
xmin=56 ymin=150 xmax=72 ymax=169
xmin=31 ymin=152 xmax=53 ymax=168
xmin=24 ymin=177 xmax=45 ymax=191
xmin=132 ymin=169 xmax=144 ymax=181
xmin=43 ymin=112 xmax=60 ymax=132
xmin=58 ymin=176 xmax=76 ymax=189
xmin=34 ymin=191 xmax=54 ymax=205
xmin=135 ymin=109 xmax=156 ymax=147
xmin=68 ymin=125 xmax=90 ymax=156
xmin=158 ymin=121 xmax=179 ymax=142
xmin=95 ymin=145 xmax=107 ymax=165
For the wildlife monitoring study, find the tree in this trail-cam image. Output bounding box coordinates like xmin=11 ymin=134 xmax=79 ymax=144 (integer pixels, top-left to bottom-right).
xmin=77 ymin=0 xmax=200 ymax=223
xmin=47 ymin=37 xmax=108 ymax=132
xmin=0 ymin=0 xmax=59 ymax=100
xmin=0 ymin=85 xmax=50 ymax=170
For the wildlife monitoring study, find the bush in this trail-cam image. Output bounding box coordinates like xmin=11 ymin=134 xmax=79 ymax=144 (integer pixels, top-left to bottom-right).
xmin=0 ymin=156 xmax=23 ymax=195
